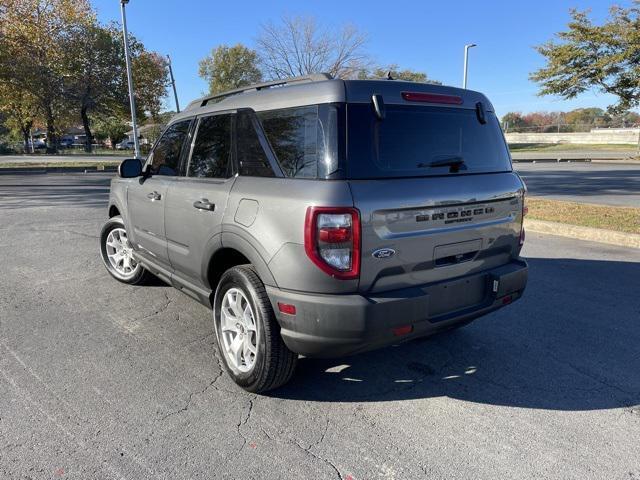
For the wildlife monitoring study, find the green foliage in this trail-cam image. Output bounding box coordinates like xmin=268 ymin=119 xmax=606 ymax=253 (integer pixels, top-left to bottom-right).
xmin=199 ymin=44 xmax=262 ymax=95
xmin=501 ymin=112 xmax=529 ymax=132
xmin=531 ymin=3 xmax=640 ymax=114
xmin=0 ymin=0 xmax=168 ymax=152
xmin=131 ymin=49 xmax=169 ymax=118
xmin=0 ymin=83 xmax=36 ymax=150
xmin=563 ymin=107 xmax=610 ymax=128
xmin=358 ymin=64 xmax=441 ymax=84
xmin=502 ymin=107 xmax=640 ymax=132
xmin=0 ymin=0 xmax=95 ymax=149
xmin=93 ymin=116 xmax=129 ymax=147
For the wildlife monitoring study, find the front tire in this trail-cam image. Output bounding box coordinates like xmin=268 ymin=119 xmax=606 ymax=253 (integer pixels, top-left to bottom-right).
xmin=213 ymin=265 xmax=297 ymax=393
xmin=100 ymin=216 xmax=149 ymax=285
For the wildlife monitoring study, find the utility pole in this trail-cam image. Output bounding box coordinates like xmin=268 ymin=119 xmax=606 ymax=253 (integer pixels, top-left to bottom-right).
xmin=167 ymin=55 xmax=180 ymax=113
xmin=120 ymin=0 xmax=141 ymax=160
xmin=462 ymin=43 xmax=477 ymax=89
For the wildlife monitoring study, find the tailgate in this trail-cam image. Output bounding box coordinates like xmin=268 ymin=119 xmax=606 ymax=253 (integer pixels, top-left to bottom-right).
xmin=350 ymin=172 xmax=525 ymax=293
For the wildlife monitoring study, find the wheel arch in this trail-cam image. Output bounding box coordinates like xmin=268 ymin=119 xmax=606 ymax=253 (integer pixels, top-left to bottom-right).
xmin=204 ymin=232 xmax=277 ymax=301
xmin=108 ymin=204 xmax=121 ymax=218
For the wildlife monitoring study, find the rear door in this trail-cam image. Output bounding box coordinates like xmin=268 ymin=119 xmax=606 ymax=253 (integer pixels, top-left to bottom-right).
xmin=127 ymin=119 xmax=192 ymax=269
xmin=165 ymin=113 xmax=236 ymax=289
xmin=346 ymin=103 xmax=525 ymax=294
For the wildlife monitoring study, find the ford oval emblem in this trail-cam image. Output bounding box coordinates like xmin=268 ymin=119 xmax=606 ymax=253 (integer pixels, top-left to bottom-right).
xmin=372 ymin=248 xmax=396 ymax=259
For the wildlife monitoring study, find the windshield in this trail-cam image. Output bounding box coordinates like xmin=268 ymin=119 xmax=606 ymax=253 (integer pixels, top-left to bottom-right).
xmin=346 ymin=104 xmax=511 ymax=179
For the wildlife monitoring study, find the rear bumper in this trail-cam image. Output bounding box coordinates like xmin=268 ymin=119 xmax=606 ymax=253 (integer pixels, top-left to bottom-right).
xmin=267 ymin=259 xmax=528 ymax=358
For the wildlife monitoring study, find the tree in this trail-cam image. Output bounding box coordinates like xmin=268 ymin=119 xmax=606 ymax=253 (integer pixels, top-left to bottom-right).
xmin=0 ymin=84 xmax=36 ymax=151
xmin=63 ymin=22 xmax=168 ymax=152
xmin=199 ymin=44 xmax=262 ymax=94
xmin=93 ymin=116 xmax=128 ymax=149
xmin=0 ymin=1 xmax=168 ymax=153
xmin=619 ymin=111 xmax=640 ymax=127
xmin=0 ymin=0 xmax=94 ymax=152
xmin=564 ymin=108 xmax=606 ymax=128
xmin=257 ymin=15 xmax=369 ymax=79
xmin=531 ymin=3 xmax=640 ymax=114
xmin=358 ymin=64 xmax=441 ymax=84
xmin=501 ymin=112 xmax=530 ymax=132
xmin=131 ymin=50 xmax=169 ymax=120
xmin=63 ymin=23 xmax=122 ymax=151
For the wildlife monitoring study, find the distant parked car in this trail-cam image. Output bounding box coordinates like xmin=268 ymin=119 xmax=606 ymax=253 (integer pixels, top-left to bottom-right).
xmin=31 ymin=139 xmax=47 ymax=149
xmin=116 ymin=140 xmax=135 ymax=150
xmin=58 ymin=138 xmax=74 ymax=148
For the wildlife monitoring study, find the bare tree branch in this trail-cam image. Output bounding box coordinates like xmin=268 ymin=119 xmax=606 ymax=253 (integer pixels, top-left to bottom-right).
xmin=256 ymin=15 xmax=369 ymax=80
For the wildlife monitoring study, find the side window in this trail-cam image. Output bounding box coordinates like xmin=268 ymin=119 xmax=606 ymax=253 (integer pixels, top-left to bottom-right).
xmin=257 ymin=106 xmax=318 ymax=178
xmin=148 ymin=120 xmax=191 ymax=176
xmin=188 ymin=114 xmax=233 ymax=178
xmin=236 ymin=111 xmax=275 ymax=177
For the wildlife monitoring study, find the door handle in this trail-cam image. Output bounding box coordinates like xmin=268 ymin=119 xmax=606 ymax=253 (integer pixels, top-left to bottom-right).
xmin=193 ymin=199 xmax=215 ymax=211
xmin=146 ymin=191 xmax=161 ymax=201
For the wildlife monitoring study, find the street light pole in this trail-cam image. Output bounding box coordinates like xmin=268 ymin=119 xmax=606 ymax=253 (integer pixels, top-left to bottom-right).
xmin=462 ymin=43 xmax=477 ymax=89
xmin=120 ymin=0 xmax=141 ymax=160
xmin=166 ymin=55 xmax=180 ymax=113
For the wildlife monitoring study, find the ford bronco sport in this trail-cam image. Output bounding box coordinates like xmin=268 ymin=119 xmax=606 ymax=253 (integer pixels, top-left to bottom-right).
xmin=100 ymin=74 xmax=528 ymax=392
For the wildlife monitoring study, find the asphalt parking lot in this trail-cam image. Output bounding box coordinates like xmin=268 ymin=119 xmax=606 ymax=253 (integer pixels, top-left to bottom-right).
xmin=1 ymin=173 xmax=639 ymax=479
xmin=514 ymin=161 xmax=640 ymax=206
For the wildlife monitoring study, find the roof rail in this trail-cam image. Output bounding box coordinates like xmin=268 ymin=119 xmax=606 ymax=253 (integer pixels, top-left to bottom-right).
xmin=187 ymin=73 xmax=333 ymax=110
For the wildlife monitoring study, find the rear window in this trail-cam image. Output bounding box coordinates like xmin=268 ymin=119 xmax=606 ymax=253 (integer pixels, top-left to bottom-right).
xmin=347 ymin=104 xmax=511 ymax=179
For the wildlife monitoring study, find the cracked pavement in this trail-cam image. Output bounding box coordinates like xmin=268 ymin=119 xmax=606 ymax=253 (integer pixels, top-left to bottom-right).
xmin=1 ymin=172 xmax=639 ymax=479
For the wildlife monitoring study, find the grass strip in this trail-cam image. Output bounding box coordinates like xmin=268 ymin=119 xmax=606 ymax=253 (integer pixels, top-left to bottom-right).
xmin=527 ymin=197 xmax=640 ymax=234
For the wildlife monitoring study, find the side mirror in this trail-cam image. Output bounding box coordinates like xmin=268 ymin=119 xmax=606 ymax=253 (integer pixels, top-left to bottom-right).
xmin=118 ymin=158 xmax=142 ymax=178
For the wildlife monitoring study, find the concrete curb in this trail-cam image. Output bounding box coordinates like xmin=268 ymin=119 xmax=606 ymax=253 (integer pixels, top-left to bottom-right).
xmin=524 ymin=218 xmax=640 ymax=249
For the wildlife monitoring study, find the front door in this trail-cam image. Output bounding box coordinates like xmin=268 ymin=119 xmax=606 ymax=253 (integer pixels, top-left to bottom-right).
xmin=165 ymin=113 xmax=236 ymax=289
xmin=128 ymin=119 xmax=192 ymax=269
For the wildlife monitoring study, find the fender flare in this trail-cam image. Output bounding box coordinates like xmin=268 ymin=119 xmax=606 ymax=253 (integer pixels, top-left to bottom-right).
xmin=215 ymin=231 xmax=277 ymax=288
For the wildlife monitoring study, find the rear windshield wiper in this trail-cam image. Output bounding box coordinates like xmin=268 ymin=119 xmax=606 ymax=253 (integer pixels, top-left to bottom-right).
xmin=417 ymin=156 xmax=466 ymax=171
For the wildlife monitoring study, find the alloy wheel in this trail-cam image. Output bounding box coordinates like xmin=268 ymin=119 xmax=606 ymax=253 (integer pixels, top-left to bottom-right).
xmin=220 ymin=288 xmax=259 ymax=373
xmin=105 ymin=227 xmax=139 ymax=278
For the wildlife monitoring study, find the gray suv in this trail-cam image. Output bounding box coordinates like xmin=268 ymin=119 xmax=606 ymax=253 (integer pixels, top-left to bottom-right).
xmin=100 ymin=74 xmax=528 ymax=392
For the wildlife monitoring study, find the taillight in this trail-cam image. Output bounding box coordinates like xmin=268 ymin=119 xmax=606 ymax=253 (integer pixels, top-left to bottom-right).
xmin=304 ymin=207 xmax=361 ymax=280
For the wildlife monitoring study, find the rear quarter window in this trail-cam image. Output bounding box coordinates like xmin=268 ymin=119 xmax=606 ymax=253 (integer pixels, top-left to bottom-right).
xmin=256 ymin=105 xmax=341 ymax=179
xmin=258 ymin=106 xmax=319 ymax=178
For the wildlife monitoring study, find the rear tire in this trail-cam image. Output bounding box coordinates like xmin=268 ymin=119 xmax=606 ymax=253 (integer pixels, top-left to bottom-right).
xmin=213 ymin=265 xmax=297 ymax=393
xmin=100 ymin=216 xmax=149 ymax=285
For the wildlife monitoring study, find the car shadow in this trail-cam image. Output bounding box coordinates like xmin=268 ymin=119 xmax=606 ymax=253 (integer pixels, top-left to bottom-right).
xmin=269 ymin=257 xmax=640 ymax=412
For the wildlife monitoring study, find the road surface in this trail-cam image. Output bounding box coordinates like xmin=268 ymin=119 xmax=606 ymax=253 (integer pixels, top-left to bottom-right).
xmin=510 ymin=149 xmax=636 ymax=161
xmin=0 ymin=154 xmax=126 ymax=164
xmin=514 ymin=162 xmax=640 ymax=207
xmin=0 ymin=173 xmax=639 ymax=479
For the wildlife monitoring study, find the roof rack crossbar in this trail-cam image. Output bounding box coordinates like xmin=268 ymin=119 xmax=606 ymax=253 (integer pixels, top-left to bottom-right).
xmin=194 ymin=73 xmax=333 ymax=108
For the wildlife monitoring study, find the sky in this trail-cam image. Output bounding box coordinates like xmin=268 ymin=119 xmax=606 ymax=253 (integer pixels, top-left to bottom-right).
xmin=92 ymin=0 xmax=633 ymax=118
